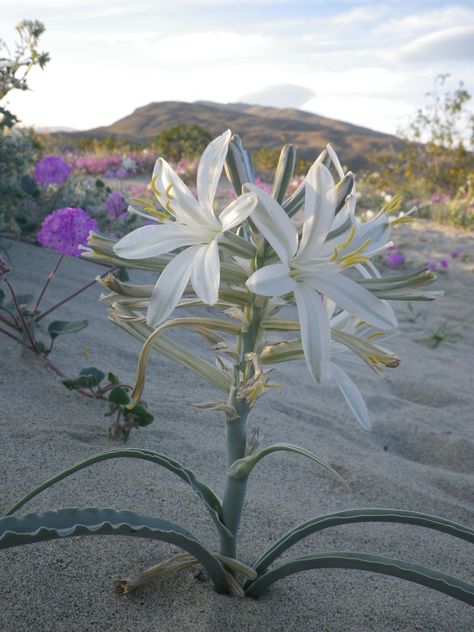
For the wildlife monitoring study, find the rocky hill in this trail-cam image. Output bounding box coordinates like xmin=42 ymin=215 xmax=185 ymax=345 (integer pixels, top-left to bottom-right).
xmin=72 ymin=100 xmax=403 ymax=169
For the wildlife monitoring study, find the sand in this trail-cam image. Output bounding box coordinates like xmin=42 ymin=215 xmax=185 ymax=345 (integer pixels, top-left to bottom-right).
xmin=0 ymin=220 xmax=473 ymax=631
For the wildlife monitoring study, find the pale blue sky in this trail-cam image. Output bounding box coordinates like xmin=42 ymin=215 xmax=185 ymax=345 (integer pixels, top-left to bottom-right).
xmin=3 ymin=0 xmax=473 ymax=134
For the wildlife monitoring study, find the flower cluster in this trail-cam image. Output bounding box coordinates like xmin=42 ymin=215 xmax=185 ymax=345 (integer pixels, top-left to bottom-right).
xmin=104 ymin=191 xmax=128 ymax=220
xmin=69 ymin=151 xmax=156 ymax=177
xmin=86 ymin=131 xmax=440 ymax=430
xmin=38 ymin=207 xmax=98 ymax=257
xmin=34 ymin=155 xmax=71 ymax=187
xmin=383 ymin=246 xmax=406 ymax=269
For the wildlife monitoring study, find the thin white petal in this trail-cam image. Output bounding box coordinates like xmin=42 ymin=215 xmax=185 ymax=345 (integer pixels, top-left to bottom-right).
xmin=244 ymin=184 xmax=298 ymax=263
xmin=191 ymin=240 xmax=220 ymax=305
xmin=299 ymin=163 xmax=337 ymax=260
xmin=246 ymin=263 xmax=296 ymax=296
xmin=331 ymin=364 xmax=371 ymax=431
xmin=153 ymin=158 xmax=208 ymax=227
xmin=113 ymin=224 xmax=202 ymax=259
xmin=219 ymin=193 xmax=257 ymax=231
xmin=294 ymin=283 xmax=331 ymax=383
xmin=311 ymin=272 xmax=398 ymax=330
xmin=197 ymin=129 xmax=232 ymax=218
xmin=146 ymin=246 xmax=199 ymax=327
xmin=326 ymin=144 xmax=345 ymax=180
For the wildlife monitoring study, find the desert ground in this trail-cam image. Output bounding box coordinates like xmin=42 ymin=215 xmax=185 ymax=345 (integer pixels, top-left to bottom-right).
xmin=0 ymin=219 xmax=473 ymax=631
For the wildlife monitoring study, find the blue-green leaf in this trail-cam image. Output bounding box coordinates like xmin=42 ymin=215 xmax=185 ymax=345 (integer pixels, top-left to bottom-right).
xmin=228 ymin=443 xmax=346 ymax=487
xmin=244 ymin=551 xmax=474 ymax=605
xmin=5 ymin=449 xmax=232 ymax=539
xmin=0 ymin=507 xmax=230 ymax=594
xmin=250 ymin=508 xmax=474 ymax=577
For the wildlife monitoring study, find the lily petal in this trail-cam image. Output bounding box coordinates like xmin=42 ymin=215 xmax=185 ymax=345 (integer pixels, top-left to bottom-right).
xmin=197 ymin=129 xmax=232 ymax=219
xmin=246 ymin=263 xmax=296 ymax=296
xmin=326 ymin=144 xmax=345 ymax=180
xmin=191 ymin=240 xmax=221 ymax=305
xmin=294 ymin=283 xmax=331 ymax=382
xmin=331 ymin=364 xmax=371 ymax=430
xmin=299 ymin=162 xmax=337 ymax=260
xmin=219 ymin=193 xmax=257 ymax=232
xmin=153 ymin=158 xmax=208 ymax=228
xmin=147 ymin=246 xmax=199 ymax=327
xmin=114 ymin=223 xmax=203 ymax=259
xmin=244 ymin=184 xmax=298 ymax=263
xmin=310 ymin=272 xmax=398 ymax=330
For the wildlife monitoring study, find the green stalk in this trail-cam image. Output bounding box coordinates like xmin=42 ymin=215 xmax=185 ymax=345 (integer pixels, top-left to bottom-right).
xmin=219 ymin=237 xmax=265 ymax=560
xmin=220 ymin=400 xmax=250 ymax=559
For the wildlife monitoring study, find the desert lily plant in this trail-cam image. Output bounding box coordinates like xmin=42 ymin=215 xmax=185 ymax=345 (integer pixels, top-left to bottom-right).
xmin=0 ymin=132 xmax=473 ymax=606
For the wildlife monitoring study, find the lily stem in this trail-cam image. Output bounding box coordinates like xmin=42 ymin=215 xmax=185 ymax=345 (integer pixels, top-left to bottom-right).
xmin=219 ymin=400 xmax=250 ymax=560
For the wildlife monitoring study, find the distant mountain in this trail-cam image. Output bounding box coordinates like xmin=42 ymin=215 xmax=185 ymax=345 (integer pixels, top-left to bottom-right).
xmin=72 ymin=100 xmax=403 ymax=169
xmin=35 ymin=125 xmax=78 ymax=133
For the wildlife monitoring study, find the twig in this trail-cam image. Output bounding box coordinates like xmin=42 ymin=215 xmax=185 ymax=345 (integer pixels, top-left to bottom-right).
xmin=33 ymin=254 xmax=64 ymax=316
xmin=0 ymin=323 xmax=25 ymax=345
xmin=41 ymin=356 xmax=105 ymax=400
xmin=4 ymin=278 xmax=39 ymax=353
xmin=36 ymin=265 xmax=118 ymax=323
xmin=0 ymin=311 xmax=18 ymax=329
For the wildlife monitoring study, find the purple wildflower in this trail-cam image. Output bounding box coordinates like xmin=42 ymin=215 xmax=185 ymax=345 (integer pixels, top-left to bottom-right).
xmin=37 ymin=207 xmax=98 ymax=257
xmin=34 ymin=155 xmax=71 ymax=187
xmin=383 ymin=250 xmax=405 ymax=269
xmin=426 ymin=261 xmax=437 ymax=271
xmin=450 ymin=247 xmax=464 ymax=259
xmin=104 ymin=191 xmax=128 ymax=220
xmin=439 ymin=259 xmax=449 ymax=269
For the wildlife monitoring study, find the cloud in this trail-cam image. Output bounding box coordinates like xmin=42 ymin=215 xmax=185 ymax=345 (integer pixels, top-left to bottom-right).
xmin=397 ymin=26 xmax=474 ymax=63
xmin=238 ymin=84 xmax=315 ymax=109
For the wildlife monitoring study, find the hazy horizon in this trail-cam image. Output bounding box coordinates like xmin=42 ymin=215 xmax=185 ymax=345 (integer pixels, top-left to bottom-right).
xmin=2 ymin=1 xmax=473 ymax=136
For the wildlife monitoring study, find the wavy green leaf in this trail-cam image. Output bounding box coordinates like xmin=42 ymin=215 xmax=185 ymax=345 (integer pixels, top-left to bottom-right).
xmin=250 ymin=508 xmax=474 ymax=577
xmin=0 ymin=507 xmax=230 ymax=594
xmin=245 ymin=551 xmax=474 ymax=605
xmin=228 ymin=443 xmax=346 ymax=488
xmin=5 ymin=449 xmax=232 ymax=539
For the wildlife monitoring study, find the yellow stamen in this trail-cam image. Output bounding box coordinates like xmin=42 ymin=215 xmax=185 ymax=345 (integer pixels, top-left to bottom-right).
xmin=382 ymin=195 xmax=402 ymax=216
xmin=331 ymin=226 xmax=356 ymax=261
xmin=366 ymin=331 xmax=386 ymax=340
xmin=340 ymin=255 xmax=369 ymax=268
xmin=391 ymin=216 xmax=414 ymax=226
xmin=151 ymin=174 xmax=162 ymax=198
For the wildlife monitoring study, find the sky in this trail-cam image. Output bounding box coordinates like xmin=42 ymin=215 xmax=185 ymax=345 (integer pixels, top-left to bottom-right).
xmin=2 ymin=0 xmax=473 ymax=135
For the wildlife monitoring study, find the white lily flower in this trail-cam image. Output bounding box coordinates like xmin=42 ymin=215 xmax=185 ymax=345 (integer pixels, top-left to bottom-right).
xmin=113 ymin=130 xmax=257 ymax=327
xmin=246 ymin=161 xmax=397 ymax=383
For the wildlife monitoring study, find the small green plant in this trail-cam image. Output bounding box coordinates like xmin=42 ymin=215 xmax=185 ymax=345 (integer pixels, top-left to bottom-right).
xmin=417 ymin=319 xmax=461 ymax=349
xmin=0 ymin=199 xmax=155 ymax=439
xmin=1 ymin=135 xmax=472 ymax=609
xmin=63 ymin=367 xmax=154 ymax=440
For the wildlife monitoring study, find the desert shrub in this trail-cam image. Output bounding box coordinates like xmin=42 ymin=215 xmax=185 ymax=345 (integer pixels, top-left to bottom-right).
xmin=151 ymin=123 xmax=212 ymax=161
xmin=0 ymin=127 xmax=43 ymax=234
xmin=368 ymin=76 xmax=474 ymax=228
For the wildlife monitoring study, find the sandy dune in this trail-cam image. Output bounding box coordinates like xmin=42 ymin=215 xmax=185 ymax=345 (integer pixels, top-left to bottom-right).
xmin=0 ymin=220 xmax=473 ymax=631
